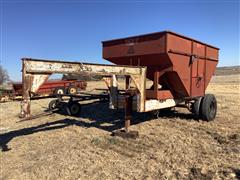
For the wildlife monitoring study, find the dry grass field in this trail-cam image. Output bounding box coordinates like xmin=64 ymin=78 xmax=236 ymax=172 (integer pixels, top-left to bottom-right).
xmin=0 ymin=74 xmax=240 ymax=179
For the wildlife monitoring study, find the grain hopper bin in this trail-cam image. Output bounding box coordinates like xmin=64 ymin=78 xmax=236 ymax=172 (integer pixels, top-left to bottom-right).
xmin=103 ymin=31 xmax=219 ymax=121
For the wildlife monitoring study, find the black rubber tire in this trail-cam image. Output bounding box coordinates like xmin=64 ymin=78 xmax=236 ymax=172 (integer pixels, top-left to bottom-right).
xmin=48 ymin=99 xmax=60 ymax=110
xmin=67 ymin=86 xmax=77 ymax=95
xmin=54 ymin=87 xmax=65 ymax=95
xmin=67 ymin=102 xmax=81 ymax=116
xmin=192 ymin=97 xmax=203 ymax=119
xmin=201 ymin=94 xmax=217 ymax=121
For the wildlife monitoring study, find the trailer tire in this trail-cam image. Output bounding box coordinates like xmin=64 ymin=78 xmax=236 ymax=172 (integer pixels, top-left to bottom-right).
xmin=67 ymin=102 xmax=81 ymax=116
xmin=54 ymin=87 xmax=65 ymax=95
xmin=67 ymin=86 xmax=77 ymax=95
xmin=201 ymin=94 xmax=217 ymax=121
xmin=48 ymin=99 xmax=60 ymax=110
xmin=192 ymin=97 xmax=203 ymax=119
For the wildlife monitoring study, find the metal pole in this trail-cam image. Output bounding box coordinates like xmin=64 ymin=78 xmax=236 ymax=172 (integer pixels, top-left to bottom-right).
xmin=125 ymin=76 xmax=130 ymax=90
xmin=124 ymin=95 xmax=133 ymax=132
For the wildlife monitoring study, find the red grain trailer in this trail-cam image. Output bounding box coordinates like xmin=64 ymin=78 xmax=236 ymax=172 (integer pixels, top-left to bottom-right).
xmin=19 ymin=31 xmax=219 ymax=128
xmin=103 ymin=31 xmax=219 ymax=121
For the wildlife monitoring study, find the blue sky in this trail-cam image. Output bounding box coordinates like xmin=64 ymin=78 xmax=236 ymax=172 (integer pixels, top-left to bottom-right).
xmin=0 ymin=0 xmax=239 ymax=81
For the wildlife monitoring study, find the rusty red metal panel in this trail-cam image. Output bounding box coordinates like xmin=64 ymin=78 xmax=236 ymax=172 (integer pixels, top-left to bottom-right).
xmin=193 ymin=42 xmax=205 ymax=57
xmin=168 ymin=33 xmax=192 ymax=54
xmin=103 ymin=34 xmax=166 ymax=59
xmin=146 ymin=90 xmax=173 ymax=100
xmin=103 ymin=31 xmax=219 ymax=99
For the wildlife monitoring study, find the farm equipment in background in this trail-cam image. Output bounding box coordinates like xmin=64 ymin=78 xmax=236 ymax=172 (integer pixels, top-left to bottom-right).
xmin=19 ymin=31 xmax=219 ymax=138
xmin=12 ymin=79 xmax=87 ymax=98
xmin=0 ymin=85 xmax=14 ymax=102
xmin=0 ymin=79 xmax=87 ymax=102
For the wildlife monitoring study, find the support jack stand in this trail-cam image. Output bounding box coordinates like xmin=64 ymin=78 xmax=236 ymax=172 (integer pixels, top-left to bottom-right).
xmin=111 ymin=94 xmax=139 ymax=139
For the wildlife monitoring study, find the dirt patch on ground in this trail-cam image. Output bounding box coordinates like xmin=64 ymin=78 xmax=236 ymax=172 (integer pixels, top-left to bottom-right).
xmin=0 ymin=75 xmax=239 ymax=179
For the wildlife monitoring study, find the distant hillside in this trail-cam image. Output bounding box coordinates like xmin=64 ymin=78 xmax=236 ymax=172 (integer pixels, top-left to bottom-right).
xmin=215 ymin=66 xmax=240 ymax=76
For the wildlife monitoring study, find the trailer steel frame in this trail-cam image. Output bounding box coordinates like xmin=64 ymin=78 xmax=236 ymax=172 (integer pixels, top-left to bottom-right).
xmin=20 ymin=58 xmax=184 ymax=134
xmin=20 ymin=58 xmax=149 ymax=131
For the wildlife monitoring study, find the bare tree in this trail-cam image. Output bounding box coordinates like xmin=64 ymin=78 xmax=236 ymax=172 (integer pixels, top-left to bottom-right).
xmin=0 ymin=65 xmax=9 ymax=84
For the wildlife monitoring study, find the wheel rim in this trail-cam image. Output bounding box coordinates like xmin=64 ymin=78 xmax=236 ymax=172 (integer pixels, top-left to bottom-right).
xmin=52 ymin=102 xmax=57 ymax=109
xmin=57 ymin=89 xmax=64 ymax=94
xmin=49 ymin=100 xmax=58 ymax=110
xmin=70 ymin=88 xmax=77 ymax=94
xmin=70 ymin=104 xmax=80 ymax=114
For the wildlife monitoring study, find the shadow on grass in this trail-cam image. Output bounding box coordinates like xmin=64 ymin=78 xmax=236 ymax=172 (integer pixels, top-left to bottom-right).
xmin=0 ymin=102 xmax=194 ymax=152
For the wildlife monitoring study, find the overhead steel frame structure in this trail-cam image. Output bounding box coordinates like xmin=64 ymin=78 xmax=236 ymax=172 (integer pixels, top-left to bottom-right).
xmin=20 ymin=58 xmax=150 ymax=133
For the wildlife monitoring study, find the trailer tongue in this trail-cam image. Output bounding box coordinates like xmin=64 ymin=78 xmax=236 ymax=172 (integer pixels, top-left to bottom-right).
xmin=20 ymin=31 xmax=219 ymax=137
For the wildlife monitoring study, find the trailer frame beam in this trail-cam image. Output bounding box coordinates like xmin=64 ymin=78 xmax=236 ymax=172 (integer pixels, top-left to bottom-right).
xmin=20 ymin=58 xmax=147 ymax=118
